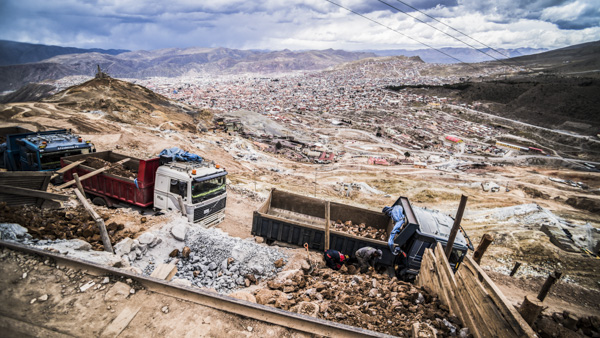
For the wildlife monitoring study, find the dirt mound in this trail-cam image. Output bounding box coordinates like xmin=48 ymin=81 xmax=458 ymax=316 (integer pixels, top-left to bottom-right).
xmin=565 ymin=196 xmax=600 ymax=213
xmin=0 ymin=203 xmax=132 ymax=251
xmin=83 ymin=157 xmax=137 ymax=178
xmin=259 ymin=267 xmax=462 ymax=336
xmin=332 ymin=220 xmax=387 ymax=241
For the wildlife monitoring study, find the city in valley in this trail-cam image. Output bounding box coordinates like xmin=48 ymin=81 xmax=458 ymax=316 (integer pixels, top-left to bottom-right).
xmin=0 ymin=15 xmax=599 ymax=338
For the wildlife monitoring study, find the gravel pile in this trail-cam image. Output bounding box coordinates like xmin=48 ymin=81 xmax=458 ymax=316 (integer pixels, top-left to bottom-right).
xmin=173 ymin=227 xmax=287 ymax=293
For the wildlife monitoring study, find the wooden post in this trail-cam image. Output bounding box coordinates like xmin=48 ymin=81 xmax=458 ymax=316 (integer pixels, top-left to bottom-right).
xmin=73 ymin=173 xmax=85 ymax=195
xmin=445 ymin=195 xmax=468 ymax=259
xmin=538 ymin=271 xmax=561 ymax=301
xmin=74 ymin=189 xmax=113 ymax=253
xmin=177 ymin=195 xmax=187 ymax=216
xmin=473 ymin=233 xmax=494 ymax=264
xmin=324 ymin=201 xmax=330 ymax=250
xmin=51 ymin=160 xmax=84 ymax=180
xmin=510 ymin=262 xmax=522 ymax=277
xmin=519 ymin=295 xmax=543 ymax=326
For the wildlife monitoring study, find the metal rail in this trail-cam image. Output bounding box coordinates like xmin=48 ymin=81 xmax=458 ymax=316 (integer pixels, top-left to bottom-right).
xmin=0 ymin=240 xmax=394 ymax=338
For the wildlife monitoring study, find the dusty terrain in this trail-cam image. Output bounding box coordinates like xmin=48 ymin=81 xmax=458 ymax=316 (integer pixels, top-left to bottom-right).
xmin=1 ymin=70 xmax=599 ymax=336
xmin=0 ymin=247 xmax=308 ymax=337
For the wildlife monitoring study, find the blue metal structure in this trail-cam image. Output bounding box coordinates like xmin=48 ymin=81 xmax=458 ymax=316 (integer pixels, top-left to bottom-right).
xmin=1 ymin=129 xmax=95 ymax=171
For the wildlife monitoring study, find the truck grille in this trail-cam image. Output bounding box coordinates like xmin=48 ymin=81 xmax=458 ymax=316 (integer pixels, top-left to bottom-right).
xmin=194 ymin=197 xmax=226 ymax=222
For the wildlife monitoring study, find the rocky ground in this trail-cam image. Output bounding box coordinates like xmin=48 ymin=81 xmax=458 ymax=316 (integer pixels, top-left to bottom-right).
xmin=256 ymin=263 xmax=465 ymax=337
xmin=0 ymin=247 xmax=308 ymax=337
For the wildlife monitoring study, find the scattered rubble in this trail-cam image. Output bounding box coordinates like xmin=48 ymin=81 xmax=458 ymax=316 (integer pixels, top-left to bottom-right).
xmin=0 ymin=203 xmax=131 ymax=250
xmin=332 ymin=220 xmax=387 ymax=241
xmin=258 ymin=264 xmax=462 ymax=336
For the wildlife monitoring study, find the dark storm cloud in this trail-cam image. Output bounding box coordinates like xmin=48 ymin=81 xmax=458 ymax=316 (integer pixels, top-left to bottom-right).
xmin=0 ymin=0 xmax=598 ymax=51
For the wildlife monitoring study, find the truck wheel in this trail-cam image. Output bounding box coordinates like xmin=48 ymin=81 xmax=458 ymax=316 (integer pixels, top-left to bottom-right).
xmin=92 ymin=197 xmax=107 ymax=207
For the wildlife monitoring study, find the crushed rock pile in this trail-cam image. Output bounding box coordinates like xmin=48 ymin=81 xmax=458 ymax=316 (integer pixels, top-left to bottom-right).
xmin=255 ymin=265 xmax=464 ymax=337
xmin=0 ymin=203 xmax=131 ymax=250
xmin=170 ymin=227 xmax=287 ymax=293
xmin=332 ymin=220 xmax=387 ymax=241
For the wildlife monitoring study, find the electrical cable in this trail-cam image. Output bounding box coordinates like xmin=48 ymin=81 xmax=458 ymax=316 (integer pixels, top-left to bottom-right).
xmin=324 ymin=0 xmax=481 ymax=70
xmin=378 ymin=0 xmax=517 ymax=69
xmin=393 ymin=0 xmax=519 ymax=62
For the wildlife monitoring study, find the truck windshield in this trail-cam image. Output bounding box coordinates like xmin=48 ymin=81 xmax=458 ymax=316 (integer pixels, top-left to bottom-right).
xmin=192 ymin=176 xmax=226 ymax=203
xmin=40 ymin=149 xmax=86 ymax=170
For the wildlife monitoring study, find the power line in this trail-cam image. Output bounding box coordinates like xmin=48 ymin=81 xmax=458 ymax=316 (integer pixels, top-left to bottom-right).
xmin=378 ymin=0 xmax=518 ymax=69
xmin=324 ymin=0 xmax=480 ymax=70
xmin=392 ymin=0 xmax=516 ymax=61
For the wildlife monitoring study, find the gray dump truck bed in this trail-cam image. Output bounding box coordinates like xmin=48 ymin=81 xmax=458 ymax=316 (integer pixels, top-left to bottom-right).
xmin=252 ymin=189 xmax=470 ymax=276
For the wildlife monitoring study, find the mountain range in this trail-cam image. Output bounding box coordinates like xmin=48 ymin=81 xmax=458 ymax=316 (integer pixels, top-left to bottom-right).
xmin=0 ymin=44 xmax=376 ymax=91
xmin=365 ymin=47 xmax=547 ymax=63
xmin=0 ymin=40 xmax=128 ymax=66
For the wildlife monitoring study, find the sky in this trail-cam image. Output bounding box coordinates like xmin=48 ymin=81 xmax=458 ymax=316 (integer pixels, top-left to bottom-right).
xmin=0 ymin=0 xmax=599 ymax=52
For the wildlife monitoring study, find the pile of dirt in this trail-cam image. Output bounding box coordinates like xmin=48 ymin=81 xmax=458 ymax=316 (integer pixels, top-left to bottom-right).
xmin=0 ymin=203 xmax=132 ymax=250
xmin=332 ymin=220 xmax=387 ymax=241
xmin=256 ymin=266 xmax=463 ymax=336
xmin=83 ymin=157 xmax=137 ymax=178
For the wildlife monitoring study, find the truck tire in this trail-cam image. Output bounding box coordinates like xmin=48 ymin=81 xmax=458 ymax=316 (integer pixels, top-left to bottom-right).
xmin=92 ymin=197 xmax=107 ymax=207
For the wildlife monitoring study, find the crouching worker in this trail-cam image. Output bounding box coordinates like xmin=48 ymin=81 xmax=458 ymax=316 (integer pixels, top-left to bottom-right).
xmin=355 ymin=247 xmax=382 ymax=273
xmin=324 ymin=249 xmax=349 ymax=270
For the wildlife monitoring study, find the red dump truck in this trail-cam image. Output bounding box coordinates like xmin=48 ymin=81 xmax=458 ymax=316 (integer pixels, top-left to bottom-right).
xmin=61 ymin=151 xmax=227 ymax=227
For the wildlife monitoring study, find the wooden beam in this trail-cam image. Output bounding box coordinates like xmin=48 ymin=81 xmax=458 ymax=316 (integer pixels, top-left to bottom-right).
xmin=445 ymin=195 xmax=468 ymax=259
xmin=150 ymin=263 xmax=177 ymax=281
xmin=74 ymin=189 xmax=113 ymax=253
xmin=519 ymin=295 xmax=543 ymax=326
xmin=324 ymin=201 xmax=330 ymax=250
xmin=463 ymin=255 xmax=537 ymax=337
xmin=473 ymin=233 xmax=494 ymax=264
xmin=58 ymin=158 xmax=129 ymax=189
xmin=537 ymin=271 xmax=561 ymax=302
xmin=73 ymin=173 xmax=85 ymax=195
xmin=510 ymin=262 xmax=522 ymax=277
xmin=0 ymin=184 xmax=69 ymax=201
xmin=51 ymin=160 xmax=84 ymax=180
xmin=100 ymin=307 xmax=141 ymax=337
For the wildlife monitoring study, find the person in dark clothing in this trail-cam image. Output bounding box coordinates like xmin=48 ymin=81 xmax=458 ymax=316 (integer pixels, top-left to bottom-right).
xmin=355 ymin=247 xmax=383 ymax=273
xmin=324 ymin=249 xmax=349 ymax=270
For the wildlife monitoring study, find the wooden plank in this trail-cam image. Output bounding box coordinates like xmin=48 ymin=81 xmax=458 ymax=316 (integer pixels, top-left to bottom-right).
xmin=463 ymin=255 xmax=537 ymax=337
xmin=100 ymin=306 xmax=141 ymax=337
xmin=51 ymin=160 xmax=85 ymax=180
xmin=150 ymin=263 xmax=177 ymax=281
xmin=452 ymin=272 xmax=482 ymax=338
xmin=433 ymin=243 xmax=481 ymax=338
xmin=455 ymin=271 xmax=494 ymax=338
xmin=58 ymin=158 xmax=129 ymax=189
xmin=74 ymin=189 xmax=113 ymax=253
xmin=0 ymin=185 xmax=70 ymax=201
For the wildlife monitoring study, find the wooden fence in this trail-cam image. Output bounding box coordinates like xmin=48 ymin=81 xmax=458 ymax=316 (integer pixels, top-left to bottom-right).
xmin=417 ymin=243 xmax=537 ymax=338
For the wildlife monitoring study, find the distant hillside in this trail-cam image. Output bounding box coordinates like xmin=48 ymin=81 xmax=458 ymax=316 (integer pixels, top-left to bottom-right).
xmin=366 ymin=47 xmax=546 ymax=63
xmin=507 ymin=40 xmax=600 ymax=75
xmin=0 ymin=76 xmax=202 ymax=135
xmin=0 ymin=47 xmax=376 ymax=91
xmin=0 ymin=40 xmax=128 ymax=66
xmin=0 ymin=83 xmax=55 ymax=103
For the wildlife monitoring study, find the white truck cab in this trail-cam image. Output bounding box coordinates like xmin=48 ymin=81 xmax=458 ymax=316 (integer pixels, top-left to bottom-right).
xmin=154 ymin=160 xmax=227 ymax=227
